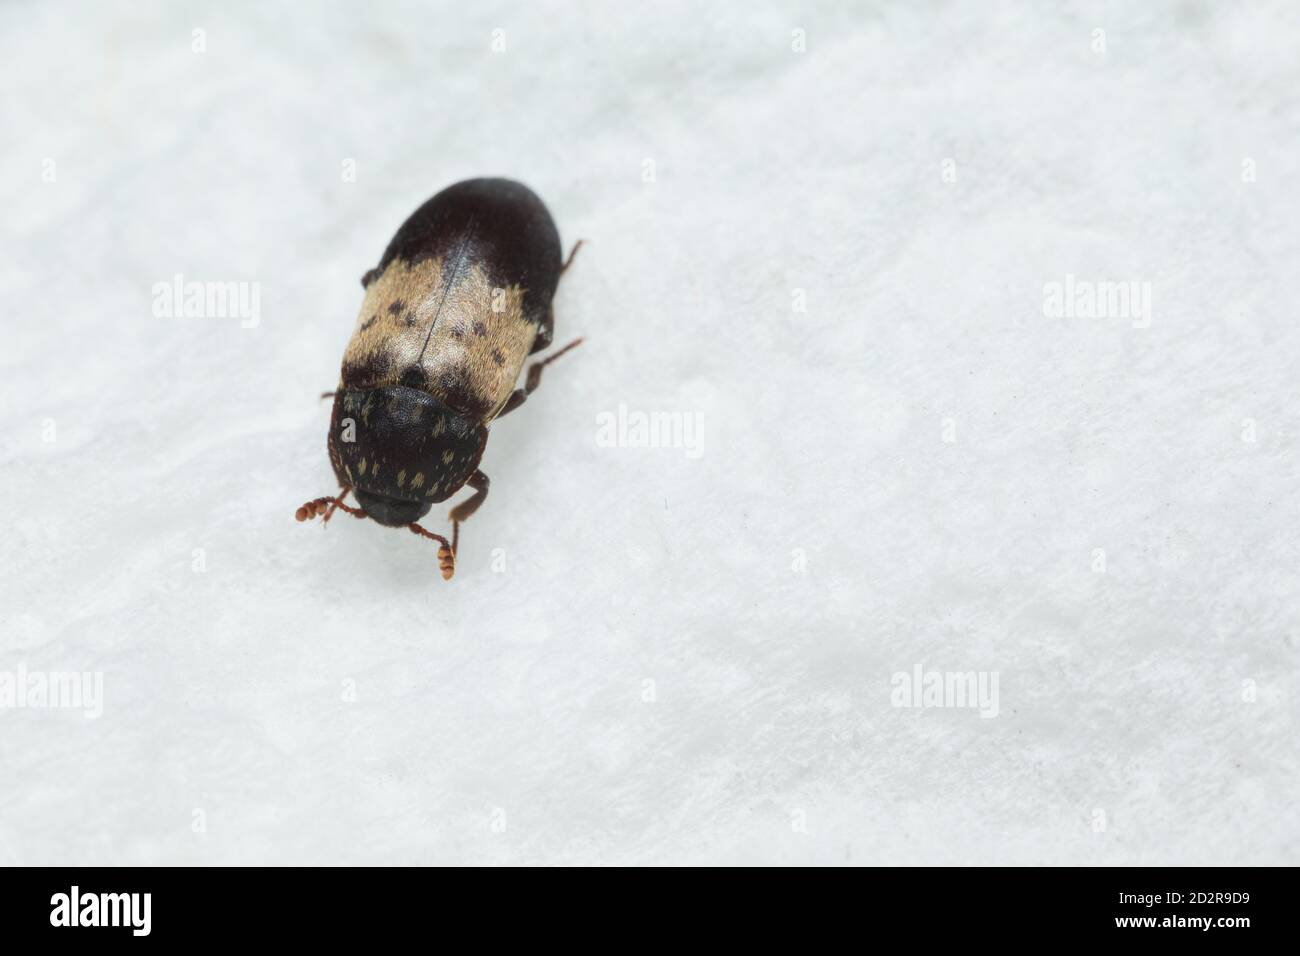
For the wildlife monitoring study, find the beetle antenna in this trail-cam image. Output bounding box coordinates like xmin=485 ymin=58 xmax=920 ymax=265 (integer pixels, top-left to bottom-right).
xmin=409 ymin=523 xmax=456 ymax=580
xmin=295 ymin=494 xmax=366 ymax=523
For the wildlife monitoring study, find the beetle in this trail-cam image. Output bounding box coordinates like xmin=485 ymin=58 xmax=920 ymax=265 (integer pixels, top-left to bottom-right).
xmin=295 ymin=177 xmax=583 ymax=580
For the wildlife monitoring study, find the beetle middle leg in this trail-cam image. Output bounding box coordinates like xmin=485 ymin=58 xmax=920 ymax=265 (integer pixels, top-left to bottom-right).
xmin=495 ymin=338 xmax=584 ymax=419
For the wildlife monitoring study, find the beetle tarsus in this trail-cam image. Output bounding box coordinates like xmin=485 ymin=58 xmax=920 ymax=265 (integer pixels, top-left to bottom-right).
xmin=409 ymin=522 xmax=455 ymax=580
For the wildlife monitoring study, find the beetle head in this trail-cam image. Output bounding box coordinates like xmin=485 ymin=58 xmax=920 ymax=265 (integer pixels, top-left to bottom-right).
xmin=328 ymin=386 xmax=488 ymax=527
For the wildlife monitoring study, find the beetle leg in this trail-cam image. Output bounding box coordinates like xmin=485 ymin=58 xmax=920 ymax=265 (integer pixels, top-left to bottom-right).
xmin=321 ymin=486 xmax=352 ymax=525
xmin=448 ymin=470 xmax=490 ymax=524
xmin=560 ymin=239 xmax=584 ymax=276
xmin=495 ymin=338 xmax=584 ymax=419
xmin=497 ymin=391 xmax=526 ymax=418
xmin=444 ymin=470 xmax=490 ymax=565
xmin=320 ymin=391 xmax=336 ymax=401
xmin=295 ymin=493 xmax=365 ymax=523
xmin=408 ymin=522 xmax=455 ymax=580
xmin=531 ymin=307 xmax=554 ymax=353
xmin=527 ymin=242 xmax=583 ymax=353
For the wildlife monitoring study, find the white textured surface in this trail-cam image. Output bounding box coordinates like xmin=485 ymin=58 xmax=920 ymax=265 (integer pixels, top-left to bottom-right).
xmin=2 ymin=1 xmax=1297 ymax=865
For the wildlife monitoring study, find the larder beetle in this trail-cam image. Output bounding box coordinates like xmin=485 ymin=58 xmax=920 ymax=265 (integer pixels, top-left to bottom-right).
xmin=296 ymin=178 xmax=583 ymax=580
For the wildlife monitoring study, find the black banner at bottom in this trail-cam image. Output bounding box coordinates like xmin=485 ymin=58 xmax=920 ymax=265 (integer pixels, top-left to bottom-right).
xmin=0 ymin=866 xmax=1287 ymax=943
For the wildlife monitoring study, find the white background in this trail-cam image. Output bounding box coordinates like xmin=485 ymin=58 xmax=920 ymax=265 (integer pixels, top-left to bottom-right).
xmin=2 ymin=1 xmax=1297 ymax=865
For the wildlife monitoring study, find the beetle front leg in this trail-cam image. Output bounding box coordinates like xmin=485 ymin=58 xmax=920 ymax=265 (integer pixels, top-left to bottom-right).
xmin=319 ymin=486 xmax=355 ymax=525
xmin=449 ymin=470 xmax=490 ymax=524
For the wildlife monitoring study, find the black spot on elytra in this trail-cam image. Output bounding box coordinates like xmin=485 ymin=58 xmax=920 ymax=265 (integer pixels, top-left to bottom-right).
xmin=491 ymin=348 xmax=505 ymax=367
xmin=451 ymin=322 xmax=465 ymax=339
xmin=399 ymin=367 xmax=426 ymax=389
xmin=404 ymin=311 xmax=418 ymax=326
xmin=359 ymin=314 xmax=378 ymax=331
xmin=439 ymin=368 xmax=471 ymax=397
xmin=388 ymin=300 xmax=405 ymax=315
xmin=473 ymin=321 xmax=487 ymax=337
